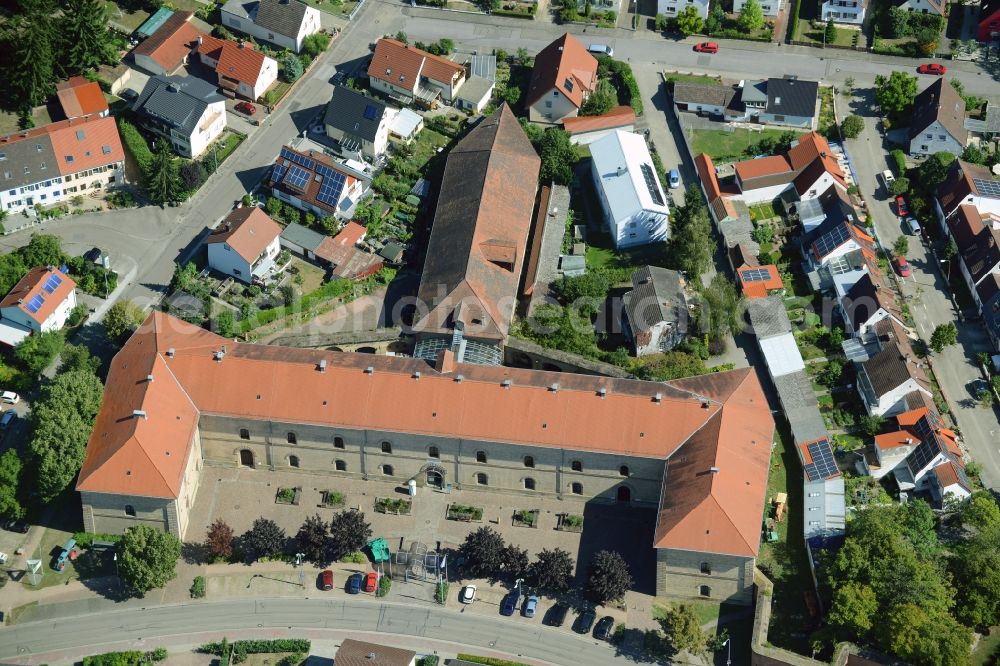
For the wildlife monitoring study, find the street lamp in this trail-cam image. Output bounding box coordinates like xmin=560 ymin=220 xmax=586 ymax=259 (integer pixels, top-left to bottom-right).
xmin=723 ymin=638 xmax=731 ymax=666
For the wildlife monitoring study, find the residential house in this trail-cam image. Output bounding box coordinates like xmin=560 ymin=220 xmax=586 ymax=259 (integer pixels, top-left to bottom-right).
xmin=318 ymin=221 xmax=382 ymax=280
xmin=205 ymin=207 xmax=282 ymax=283
xmin=894 ymin=0 xmax=946 ymax=16
xmin=389 ymin=108 xmax=424 ymax=144
xmin=589 ymin=130 xmax=670 ymax=250
xmin=978 ymin=273 xmax=1000 ymax=350
xmin=324 ymin=85 xmax=393 ymax=162
xmin=748 ymin=296 xmax=806 ymax=378
xmin=737 ymin=264 xmax=784 ymax=299
xmin=936 ymin=159 xmax=1000 ymax=223
xmin=563 ymin=106 xmax=636 ymax=145
xmin=279 ymin=222 xmax=326 ymax=260
xmin=838 ymin=272 xmax=905 ymax=336
xmin=367 ymin=39 xmax=466 ymax=107
xmin=220 ymin=0 xmax=322 ymax=53
xmin=334 ymin=640 xmax=416 ymax=666
xmin=979 ymin=0 xmax=1000 ymax=40
xmin=739 ymin=80 xmax=768 ymax=118
xmin=909 ymin=78 xmax=968 ymax=157
xmin=621 ymin=265 xmax=688 ymax=356
xmin=734 ymin=0 xmax=781 ymax=15
xmin=132 ymin=75 xmax=226 ymax=159
xmin=955 ymin=210 xmax=1000 ymax=310
xmin=821 ymin=0 xmax=867 ymax=24
xmin=856 ymin=321 xmax=933 ymax=417
xmin=412 ymin=106 xmax=540 ymax=366
xmin=658 ymin=0 xmax=710 ymax=19
xmin=672 ymin=82 xmax=742 ymax=120
xmin=197 ymin=35 xmax=278 ymax=101
xmin=130 ymin=11 xmax=204 ymax=75
xmin=525 ymin=33 xmax=598 ymax=125
xmin=0 ymin=115 xmax=126 ymax=214
xmin=266 ymin=145 xmax=363 ymax=219
xmin=77 ymin=310 xmax=774 ymax=604
xmin=758 ymin=77 xmax=818 ymax=129
xmin=733 ymin=131 xmax=848 ymax=204
xmin=0 ymin=266 xmax=77 ymax=346
xmin=55 ymin=77 xmax=109 ymax=120
xmin=455 ymin=76 xmax=495 ymax=114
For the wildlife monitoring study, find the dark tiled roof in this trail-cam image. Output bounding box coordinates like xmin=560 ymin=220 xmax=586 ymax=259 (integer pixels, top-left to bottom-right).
xmin=842 ymin=272 xmax=901 ymax=331
xmin=861 ymin=342 xmax=929 ymax=397
xmin=938 ymin=159 xmax=993 ymax=214
xmin=674 ymin=82 xmax=737 ymax=108
xmin=910 ymin=78 xmax=968 ymax=144
xmin=254 ymin=0 xmax=310 ymax=39
xmin=947 ymin=204 xmax=983 ymax=252
xmin=623 ymin=265 xmax=686 ymax=334
xmin=765 ymin=77 xmax=818 ymax=118
xmin=324 ymin=85 xmax=388 ymax=144
xmin=0 ymin=131 xmax=58 ymax=191
xmin=961 ymin=226 xmax=1000 ymax=283
xmin=280 ymin=222 xmax=325 ymax=252
xmin=746 ymin=295 xmax=792 ymax=339
xmin=977 ymin=273 xmax=1000 ymax=339
xmin=133 ymin=75 xmax=223 ymax=135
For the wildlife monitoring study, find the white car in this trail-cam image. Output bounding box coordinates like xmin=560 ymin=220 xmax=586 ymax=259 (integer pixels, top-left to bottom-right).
xmin=0 ymin=552 xmax=7 ymax=565
xmin=460 ymin=585 xmax=477 ymax=604
xmin=1 ymin=391 xmax=19 ymax=405
xmin=906 ymin=217 xmax=922 ymax=235
xmin=882 ymin=170 xmax=895 ymax=188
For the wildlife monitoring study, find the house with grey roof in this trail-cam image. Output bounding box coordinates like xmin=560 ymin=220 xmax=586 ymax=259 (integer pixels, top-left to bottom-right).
xmin=909 ymin=78 xmax=968 ymax=157
xmin=759 ymin=77 xmax=818 ymax=129
xmin=324 ymin=85 xmax=393 ymax=162
xmin=456 ymin=76 xmax=495 ymax=114
xmin=672 ymin=82 xmax=743 ymax=119
xmin=220 ymin=0 xmax=322 ymax=53
xmin=622 ymin=266 xmax=688 ymax=356
xmin=132 ymin=75 xmax=226 ymax=158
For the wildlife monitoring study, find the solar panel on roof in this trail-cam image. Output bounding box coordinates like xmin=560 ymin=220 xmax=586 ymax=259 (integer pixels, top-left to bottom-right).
xmin=973 ymin=178 xmax=1000 ymax=198
xmin=363 ymin=103 xmax=378 ymax=121
xmin=280 ymin=147 xmax=315 ymax=171
xmin=741 ymin=267 xmax=773 ymax=283
xmin=25 ymin=294 xmax=44 ymax=314
xmin=42 ymin=273 xmax=62 ymax=294
xmin=805 ymin=439 xmax=839 ymax=481
xmin=271 ymin=162 xmax=287 ymax=183
xmin=284 ymin=166 xmax=310 ymax=192
xmin=813 ymin=223 xmax=851 ymax=258
xmin=315 ymin=169 xmax=347 ymax=209
xmin=639 ymin=163 xmax=665 ymax=206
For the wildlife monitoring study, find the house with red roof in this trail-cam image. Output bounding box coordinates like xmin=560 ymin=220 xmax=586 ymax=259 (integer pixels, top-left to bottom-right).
xmin=197 ymin=35 xmax=278 ymax=101
xmin=55 ymin=77 xmax=109 ymax=120
xmin=979 ymin=0 xmax=1000 ymax=40
xmin=0 ymin=267 xmax=77 ymax=346
xmin=562 ymin=106 xmax=636 ymax=145
xmin=366 ymin=39 xmax=466 ymax=107
xmin=266 ymin=145 xmax=363 ymax=219
xmin=205 ymin=207 xmax=282 ymax=283
xmin=315 ymin=221 xmax=383 ymax=280
xmin=732 ymin=132 xmax=848 ymax=205
xmin=130 ymin=11 xmax=205 ymax=76
xmin=526 ymin=33 xmax=598 ymax=125
xmin=737 ymin=264 xmax=784 ymax=299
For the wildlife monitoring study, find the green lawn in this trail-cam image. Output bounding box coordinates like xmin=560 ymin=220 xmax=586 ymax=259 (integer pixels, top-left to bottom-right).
xmin=584 ymin=231 xmax=670 ymax=271
xmin=25 ymin=527 xmax=82 ymax=589
xmin=213 ymin=131 xmax=245 ymax=165
xmin=689 ymin=128 xmax=807 ymax=162
xmin=0 ymin=105 xmax=52 ymax=136
xmin=817 ymin=87 xmax=837 ymax=137
xmin=973 ymin=627 xmax=1000 ymax=666
xmin=665 ymin=72 xmax=722 ymax=86
xmin=749 ymin=202 xmax=777 ymax=221
xmin=797 ymin=21 xmax=860 ymax=47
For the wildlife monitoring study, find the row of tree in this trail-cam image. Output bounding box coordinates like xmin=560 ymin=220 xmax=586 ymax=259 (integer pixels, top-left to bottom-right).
xmin=204 ymin=511 xmax=373 ymax=564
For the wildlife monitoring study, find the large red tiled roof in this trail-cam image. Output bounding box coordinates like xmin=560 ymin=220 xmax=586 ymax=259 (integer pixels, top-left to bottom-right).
xmin=198 ymin=34 xmax=270 ymax=87
xmin=131 ymin=11 xmax=204 ymax=72
xmin=205 ymin=207 xmax=282 ymax=264
xmin=738 ymin=264 xmax=783 ymax=299
xmin=0 ymin=266 xmax=77 ymax=325
xmin=562 ymin=106 xmax=635 ymax=134
xmin=45 ymin=115 xmax=125 ymax=177
xmin=525 ymin=33 xmax=598 ymax=109
xmin=367 ymin=39 xmax=463 ymax=90
xmin=56 ymin=77 xmax=108 ymax=119
xmin=78 ymin=311 xmax=774 ymax=557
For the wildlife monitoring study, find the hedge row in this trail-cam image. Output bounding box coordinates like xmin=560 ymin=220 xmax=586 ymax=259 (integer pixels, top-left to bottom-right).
xmin=455 ymin=655 xmax=532 ymax=666
xmin=199 ymin=638 xmax=311 ymax=657
xmin=117 ymin=119 xmax=153 ymax=175
xmin=83 ymin=648 xmax=167 ymax=665
xmin=600 ymin=59 xmax=643 ymax=116
xmin=236 ymin=278 xmax=354 ymax=334
xmin=73 ymin=532 xmax=123 ymax=548
xmin=491 ymin=8 xmax=534 ymax=17
xmin=890 ymin=149 xmax=907 ymax=176
xmin=788 ymin=0 xmax=802 ymax=40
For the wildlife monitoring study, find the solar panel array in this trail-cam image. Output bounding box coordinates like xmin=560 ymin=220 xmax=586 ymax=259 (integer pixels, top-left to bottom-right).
xmin=813 ymin=223 xmax=850 ymax=258
xmin=284 ymin=165 xmax=310 ymax=192
xmin=973 ymin=178 xmax=1000 ymax=199
xmin=906 ymin=416 xmax=942 ymax=474
xmin=42 ymin=273 xmax=62 ymax=294
xmin=363 ymin=103 xmax=379 ymax=121
xmin=316 ymin=164 xmax=347 ymax=209
xmin=25 ymin=294 xmax=45 ymax=314
xmin=741 ymin=267 xmax=773 ymax=283
xmin=803 ymin=439 xmax=839 ymax=481
xmin=639 ymin=164 xmax=665 ymax=206
xmin=280 ymin=147 xmax=316 ymax=170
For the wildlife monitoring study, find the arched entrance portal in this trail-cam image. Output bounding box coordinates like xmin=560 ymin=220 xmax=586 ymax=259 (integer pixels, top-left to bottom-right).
xmin=239 ymin=449 xmax=254 ymax=468
xmin=617 ymin=485 xmax=631 ymax=503
xmin=417 ymin=462 xmax=447 ymax=489
xmin=426 ymin=470 xmax=443 ymax=488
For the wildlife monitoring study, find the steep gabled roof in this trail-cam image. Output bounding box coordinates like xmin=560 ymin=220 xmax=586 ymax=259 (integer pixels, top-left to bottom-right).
xmin=0 ymin=266 xmax=77 ymax=325
xmin=367 ymin=39 xmax=464 ymax=90
xmin=764 ymin=77 xmax=818 ymax=118
xmin=910 ymin=78 xmax=968 ymax=144
xmin=324 ymin=85 xmax=389 ymax=143
xmin=205 ymin=207 xmax=282 ymax=263
xmin=131 ymin=11 xmax=203 ymax=73
xmin=414 ymin=105 xmax=540 ymax=341
xmin=198 ymin=34 xmax=272 ymax=86
xmin=46 ymin=115 xmax=125 ymax=177
xmin=525 ymin=33 xmax=598 ymax=109
xmin=55 ymin=77 xmax=108 ymax=119
xmin=255 ymin=0 xmax=311 ymax=39
xmin=133 ymin=75 xmax=224 ymax=135
xmin=841 ymin=271 xmax=902 ymax=331
xmin=623 ymin=265 xmax=685 ymax=334
xmin=960 ymin=225 xmax=1000 ymax=283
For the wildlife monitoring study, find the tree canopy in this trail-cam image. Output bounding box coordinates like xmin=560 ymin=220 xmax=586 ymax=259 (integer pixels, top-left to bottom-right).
xmin=841 ymin=115 xmax=865 ymax=139
xmin=668 ymin=186 xmax=714 ymax=278
xmin=527 ymin=547 xmax=575 ymax=592
xmin=535 ymin=128 xmax=580 ymax=185
xmin=929 ymin=322 xmax=958 ymax=353
xmin=15 ymin=329 xmax=66 ymax=376
xmin=118 ymin=525 xmax=182 ymax=595
xmin=874 ymin=71 xmax=918 ymax=117
xmin=241 ymin=518 xmax=286 ymax=560
xmin=738 ymin=0 xmax=764 ymax=30
xmin=580 ymin=79 xmax=617 ymax=117
xmin=459 ymin=526 xmax=507 ymax=578
xmin=676 ymin=5 xmax=704 ymax=35
xmin=296 ymin=514 xmax=330 ymax=561
xmin=146 ymin=142 xmax=184 ymax=205
xmin=917 ymin=152 xmax=956 ymax=190
xmin=658 ymin=604 xmax=708 ymax=655
xmin=586 ymin=549 xmax=633 ymax=603
xmin=327 ymin=509 xmax=371 ymax=560
xmin=0 ymin=449 xmax=25 ymax=519
xmin=104 ymin=299 xmax=145 ymax=344
xmin=205 ymin=519 xmax=235 ymax=562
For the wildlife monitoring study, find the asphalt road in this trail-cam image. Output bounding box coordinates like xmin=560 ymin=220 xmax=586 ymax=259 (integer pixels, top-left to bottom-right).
xmin=0 ymin=598 xmax=643 ymax=666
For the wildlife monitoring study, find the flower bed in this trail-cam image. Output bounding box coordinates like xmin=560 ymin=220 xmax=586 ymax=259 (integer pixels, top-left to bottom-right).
xmin=447 ymin=504 xmax=483 ymax=522
xmin=512 ymin=509 xmax=539 ymax=528
xmin=375 ymin=497 xmax=412 ymax=515
xmin=556 ymin=513 xmax=583 ymax=532
xmin=321 ymin=489 xmax=346 ymax=508
xmin=275 ymin=487 xmax=300 ymax=505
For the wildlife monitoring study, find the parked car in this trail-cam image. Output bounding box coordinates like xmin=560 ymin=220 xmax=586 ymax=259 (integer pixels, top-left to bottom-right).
xmin=523 ymin=595 xmax=539 ymax=618
xmin=460 ymin=585 xmax=477 ymax=604
xmin=1 ymin=411 xmax=16 ymax=429
xmin=918 ymin=63 xmax=947 ymax=75
xmin=669 ymin=169 xmax=680 ymax=189
xmin=347 ymin=572 xmax=364 ymax=594
xmin=906 ymin=217 xmax=922 ymax=235
xmin=594 ymin=616 xmax=615 ymax=641
xmin=895 ymin=196 xmax=909 ymax=217
xmin=694 ymin=42 xmax=719 ymax=53
xmin=545 ymin=602 xmax=569 ymax=627
xmin=895 ymin=256 xmax=912 ymax=277
xmin=881 ymin=170 xmax=895 ymax=188
xmin=364 ymin=571 xmax=378 ymax=593
xmin=574 ymin=609 xmax=597 ymax=634
xmin=500 ymin=589 xmax=520 ymax=616
xmin=1 ymin=391 xmax=20 ymax=404
xmin=319 ymin=569 xmax=333 ymax=590
xmin=587 ymin=44 xmax=613 ymax=56
xmin=235 ymin=101 xmax=256 ymax=116
xmin=3 ymin=517 xmax=29 ymax=533
xmin=83 ymin=247 xmax=105 ymax=263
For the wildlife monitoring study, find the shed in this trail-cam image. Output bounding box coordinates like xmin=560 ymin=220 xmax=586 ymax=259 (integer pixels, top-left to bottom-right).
xmin=389 ymin=108 xmax=424 ymax=142
xmin=279 ymin=222 xmax=325 ymax=259
xmin=455 ymin=75 xmax=495 ymax=114
xmin=759 ymin=332 xmax=806 ymax=377
xmin=136 ymin=7 xmax=175 ymax=38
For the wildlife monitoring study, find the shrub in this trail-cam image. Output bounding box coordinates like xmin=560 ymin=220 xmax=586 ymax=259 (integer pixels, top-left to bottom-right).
xmin=73 ymin=532 xmax=123 ymax=548
xmin=377 ymin=574 xmax=392 ymax=597
xmin=190 ymin=575 xmax=206 ymax=598
xmin=339 ymin=551 xmax=366 ymax=563
xmin=890 ymin=149 xmax=907 ymax=175
xmin=435 ymin=580 xmax=449 ymax=603
xmin=117 ymin=119 xmax=153 ymax=175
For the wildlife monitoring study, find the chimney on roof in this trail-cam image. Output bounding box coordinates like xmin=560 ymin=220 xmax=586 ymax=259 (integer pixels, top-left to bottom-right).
xmin=597 ymin=387 xmax=606 ymax=399
xmin=318 ymin=359 xmax=327 ymax=373
xmin=132 ymin=409 xmax=147 ymax=419
xmin=616 ymin=166 xmax=626 ymax=177
xmin=701 ymin=401 xmax=710 ymax=409
xmin=413 ymin=371 xmax=421 ymax=380
xmin=365 ymin=366 xmax=374 ymax=374
xmin=197 ymin=35 xmax=203 ymax=46
xmin=166 ymin=347 xmax=175 ymax=357
xmin=238 ymin=40 xmax=245 ymax=48
xmin=455 ymin=374 xmax=464 ymax=383
xmin=905 ymin=437 xmax=913 ymax=445
xmin=709 ymin=466 xmax=720 ymax=474
xmin=146 ymin=374 xmax=154 ymax=382
xmin=549 ymin=382 xmax=559 ymax=392
xmin=502 ymin=378 xmax=512 ymax=389
xmin=653 ymin=392 xmax=662 ymax=404
xmin=367 ymin=654 xmax=376 ymax=661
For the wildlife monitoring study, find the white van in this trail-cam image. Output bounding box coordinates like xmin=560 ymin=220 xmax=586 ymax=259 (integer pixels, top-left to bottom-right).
xmin=587 ymin=44 xmax=613 ymax=57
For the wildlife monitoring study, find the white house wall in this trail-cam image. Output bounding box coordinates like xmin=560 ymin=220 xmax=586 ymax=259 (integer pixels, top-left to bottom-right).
xmin=529 ymin=89 xmax=580 ymax=125
xmin=738 ymin=182 xmax=792 ymax=205
xmin=909 ymin=120 xmax=965 ymax=156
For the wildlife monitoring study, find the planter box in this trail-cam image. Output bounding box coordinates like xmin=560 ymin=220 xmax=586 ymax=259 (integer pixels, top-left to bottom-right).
xmin=320 ymin=490 xmax=345 ymax=508
xmin=447 ymin=504 xmax=484 ymax=522
xmin=275 ymin=487 xmax=300 ymax=505
xmin=512 ymin=509 xmax=539 ymax=528
xmin=556 ymin=513 xmax=583 ymax=532
xmin=375 ymin=497 xmax=412 ymax=515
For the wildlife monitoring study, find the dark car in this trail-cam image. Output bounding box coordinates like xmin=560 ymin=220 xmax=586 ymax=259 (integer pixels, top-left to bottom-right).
xmin=3 ymin=517 xmax=29 ymax=533
xmin=319 ymin=569 xmax=333 ymax=590
xmin=500 ymin=589 xmax=520 ymax=616
xmin=545 ymin=602 xmax=569 ymax=627
xmin=347 ymin=572 xmax=364 ymax=594
xmin=332 ymin=70 xmax=347 ymax=85
xmin=593 ymin=616 xmax=615 ymax=641
xmin=235 ymin=101 xmax=256 ymax=116
xmin=574 ymin=609 xmax=597 ymax=634
xmin=83 ymin=247 xmax=103 ymax=263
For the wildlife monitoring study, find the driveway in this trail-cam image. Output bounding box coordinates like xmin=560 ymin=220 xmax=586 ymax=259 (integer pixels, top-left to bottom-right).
xmin=842 ymin=90 xmax=1000 ymax=489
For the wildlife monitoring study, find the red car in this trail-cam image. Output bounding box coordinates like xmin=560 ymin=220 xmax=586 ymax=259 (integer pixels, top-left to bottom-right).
xmin=235 ymin=101 xmax=257 ymax=115
xmin=895 ymin=256 xmax=912 ymax=277
xmin=917 ymin=63 xmax=947 ymax=75
xmin=694 ymin=42 xmax=719 ymax=53
xmin=895 ymin=196 xmax=909 ymax=217
xmin=319 ymin=569 xmax=333 ymax=591
xmin=364 ymin=571 xmax=378 ymax=593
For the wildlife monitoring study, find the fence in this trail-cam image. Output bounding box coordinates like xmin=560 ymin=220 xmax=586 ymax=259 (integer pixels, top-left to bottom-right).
xmin=788 ymin=40 xmax=868 ymax=53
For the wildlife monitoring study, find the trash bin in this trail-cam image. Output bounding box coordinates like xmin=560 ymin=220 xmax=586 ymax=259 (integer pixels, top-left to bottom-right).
xmin=408 ymin=479 xmax=417 ymax=497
